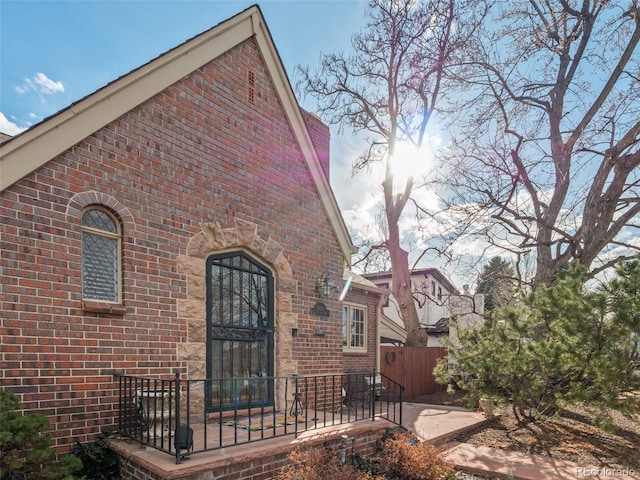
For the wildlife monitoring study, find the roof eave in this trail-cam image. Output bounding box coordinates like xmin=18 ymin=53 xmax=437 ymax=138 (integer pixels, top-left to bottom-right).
xmin=0 ymin=5 xmax=356 ymax=264
xmin=0 ymin=7 xmax=256 ymax=191
xmin=251 ymin=13 xmax=356 ymax=264
xmin=379 ymin=314 xmax=407 ymax=342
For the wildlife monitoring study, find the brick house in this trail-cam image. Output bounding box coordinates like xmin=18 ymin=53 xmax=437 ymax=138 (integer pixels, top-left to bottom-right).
xmin=0 ymin=5 xmax=384 ymax=454
xmin=341 ymin=270 xmax=388 ymax=374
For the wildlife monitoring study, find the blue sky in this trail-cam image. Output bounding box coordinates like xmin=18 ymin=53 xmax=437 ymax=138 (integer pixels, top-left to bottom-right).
xmin=1 ymin=0 xmax=377 ymax=226
xmin=2 ymin=1 xmax=635 ymax=289
xmin=0 ymin=0 xmax=455 ymax=283
xmin=0 ymin=0 xmax=367 ymax=134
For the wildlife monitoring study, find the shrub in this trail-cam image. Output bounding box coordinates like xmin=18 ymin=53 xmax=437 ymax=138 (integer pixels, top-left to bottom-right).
xmin=377 ymin=431 xmax=454 ymax=480
xmin=277 ymin=429 xmax=455 ymax=480
xmin=275 ymin=444 xmax=374 ymax=480
xmin=72 ymin=437 xmax=120 ymax=479
xmin=0 ymin=389 xmax=82 ymax=480
xmin=437 ymin=261 xmax=640 ymax=423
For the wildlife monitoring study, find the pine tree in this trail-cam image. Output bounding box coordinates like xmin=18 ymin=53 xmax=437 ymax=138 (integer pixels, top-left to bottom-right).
xmin=437 ymin=260 xmax=640 ymax=423
xmin=0 ymin=389 xmax=82 ymax=480
xmin=475 ymin=257 xmax=516 ymax=312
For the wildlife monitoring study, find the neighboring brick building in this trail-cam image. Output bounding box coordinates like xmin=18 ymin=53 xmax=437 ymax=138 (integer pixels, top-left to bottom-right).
xmin=0 ymin=6 xmax=382 ymax=452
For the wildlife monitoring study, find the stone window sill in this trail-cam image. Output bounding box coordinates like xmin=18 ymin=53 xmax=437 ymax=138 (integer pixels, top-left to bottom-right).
xmin=343 ymin=348 xmax=368 ymax=355
xmin=82 ymin=300 xmax=127 ymax=315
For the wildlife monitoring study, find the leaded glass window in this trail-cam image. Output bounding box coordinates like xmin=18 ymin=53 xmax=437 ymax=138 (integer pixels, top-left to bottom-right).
xmin=206 ymin=252 xmax=274 ymax=412
xmin=82 ymin=208 xmax=120 ymax=302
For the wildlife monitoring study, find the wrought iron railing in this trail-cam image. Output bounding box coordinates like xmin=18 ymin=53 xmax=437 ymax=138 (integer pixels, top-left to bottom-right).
xmin=115 ymin=371 xmax=403 ymax=463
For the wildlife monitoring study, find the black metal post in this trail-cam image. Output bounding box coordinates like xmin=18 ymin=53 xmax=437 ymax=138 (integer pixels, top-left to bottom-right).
xmin=399 ymin=382 xmax=403 ymax=426
xmin=174 ymin=371 xmax=181 ymax=464
xmin=370 ymin=369 xmax=376 ymax=420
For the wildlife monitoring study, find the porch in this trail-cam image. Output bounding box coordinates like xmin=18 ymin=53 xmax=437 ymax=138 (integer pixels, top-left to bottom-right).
xmin=111 ymin=416 xmax=394 ymax=480
xmin=109 ymin=399 xmax=489 ymax=480
xmin=113 ymin=372 xmax=403 ymax=470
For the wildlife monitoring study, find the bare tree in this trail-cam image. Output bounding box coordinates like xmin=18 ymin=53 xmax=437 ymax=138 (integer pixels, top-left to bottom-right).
xmin=298 ymin=0 xmax=478 ymax=345
xmin=443 ymin=0 xmax=640 ymax=288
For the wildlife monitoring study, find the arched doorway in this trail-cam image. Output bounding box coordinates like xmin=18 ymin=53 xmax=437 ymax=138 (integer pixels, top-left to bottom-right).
xmin=205 ymin=251 xmax=274 ymax=411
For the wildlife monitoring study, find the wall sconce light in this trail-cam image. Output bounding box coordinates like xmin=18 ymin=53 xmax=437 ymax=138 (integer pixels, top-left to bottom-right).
xmin=316 ymin=272 xmax=337 ymax=299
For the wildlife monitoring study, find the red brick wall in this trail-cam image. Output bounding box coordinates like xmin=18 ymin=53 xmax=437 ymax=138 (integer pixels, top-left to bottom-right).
xmin=115 ymin=423 xmax=388 ymax=480
xmin=342 ymin=287 xmax=379 ymax=374
xmin=301 ymin=109 xmax=330 ymax=179
xmin=0 ymin=37 xmax=346 ymax=451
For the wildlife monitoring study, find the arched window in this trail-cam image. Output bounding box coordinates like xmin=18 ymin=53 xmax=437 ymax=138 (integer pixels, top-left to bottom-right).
xmin=81 ymin=207 xmax=121 ymax=302
xmin=206 ymin=252 xmax=274 ymax=412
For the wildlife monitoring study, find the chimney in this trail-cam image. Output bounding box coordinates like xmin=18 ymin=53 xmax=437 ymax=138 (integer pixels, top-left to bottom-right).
xmin=301 ymin=109 xmax=330 ymax=180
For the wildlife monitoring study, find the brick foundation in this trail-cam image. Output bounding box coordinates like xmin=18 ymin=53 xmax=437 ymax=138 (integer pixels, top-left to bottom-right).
xmin=114 ymin=422 xmax=390 ymax=480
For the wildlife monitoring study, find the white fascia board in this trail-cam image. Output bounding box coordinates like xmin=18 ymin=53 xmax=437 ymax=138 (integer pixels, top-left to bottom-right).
xmin=251 ymin=14 xmax=356 ymax=266
xmin=380 ymin=314 xmax=407 ymax=342
xmin=0 ymin=9 xmax=256 ymax=191
xmin=1 ymin=6 xmax=356 ymax=267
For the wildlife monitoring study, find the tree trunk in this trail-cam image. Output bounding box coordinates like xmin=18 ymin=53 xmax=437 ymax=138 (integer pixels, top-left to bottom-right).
xmin=386 ymin=191 xmax=427 ymax=346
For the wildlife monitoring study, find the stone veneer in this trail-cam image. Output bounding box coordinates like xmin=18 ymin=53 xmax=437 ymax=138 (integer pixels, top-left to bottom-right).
xmin=176 ymin=217 xmax=298 ymax=387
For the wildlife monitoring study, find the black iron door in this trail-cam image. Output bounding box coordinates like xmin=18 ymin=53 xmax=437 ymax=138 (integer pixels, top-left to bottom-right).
xmin=206 ymin=252 xmax=274 ymax=411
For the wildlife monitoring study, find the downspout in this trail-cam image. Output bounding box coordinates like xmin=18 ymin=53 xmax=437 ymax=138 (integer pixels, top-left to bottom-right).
xmin=376 ymin=292 xmax=388 ymax=373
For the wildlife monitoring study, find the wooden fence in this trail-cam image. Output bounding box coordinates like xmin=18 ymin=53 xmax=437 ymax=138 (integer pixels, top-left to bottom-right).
xmin=379 ymin=346 xmax=447 ymax=400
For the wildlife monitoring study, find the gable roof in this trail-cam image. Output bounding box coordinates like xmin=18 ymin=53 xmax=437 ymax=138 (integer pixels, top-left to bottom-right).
xmin=0 ymin=5 xmax=356 ymax=265
xmin=343 ymin=268 xmax=388 ymax=295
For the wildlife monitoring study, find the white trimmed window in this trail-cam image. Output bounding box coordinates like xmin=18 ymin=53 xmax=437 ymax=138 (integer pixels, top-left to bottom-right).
xmin=81 ymin=207 xmax=121 ymax=302
xmin=342 ymin=303 xmax=367 ymax=351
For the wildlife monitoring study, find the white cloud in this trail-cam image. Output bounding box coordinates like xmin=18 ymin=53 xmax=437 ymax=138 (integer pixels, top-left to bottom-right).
xmin=0 ymin=112 xmax=27 ymax=136
xmin=15 ymin=72 xmax=64 ymax=96
xmin=33 ymin=72 xmax=65 ymax=94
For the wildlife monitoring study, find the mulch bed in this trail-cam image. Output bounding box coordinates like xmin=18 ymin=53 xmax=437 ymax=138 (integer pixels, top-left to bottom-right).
xmin=412 ymin=390 xmax=640 ymax=471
